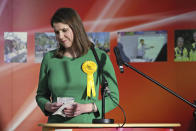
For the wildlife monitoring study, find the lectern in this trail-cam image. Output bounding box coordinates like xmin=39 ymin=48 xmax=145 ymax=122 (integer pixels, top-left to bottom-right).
xmin=38 ymin=123 xmax=180 ymax=131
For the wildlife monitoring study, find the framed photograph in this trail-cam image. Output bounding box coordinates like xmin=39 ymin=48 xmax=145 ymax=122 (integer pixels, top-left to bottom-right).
xmin=87 ymin=32 xmax=110 ymax=54
xmin=174 ymin=29 xmax=196 ymax=62
xmin=4 ymin=32 xmax=27 ymax=63
xmin=117 ymin=31 xmax=167 ymax=63
xmin=35 ymin=32 xmax=57 ymax=63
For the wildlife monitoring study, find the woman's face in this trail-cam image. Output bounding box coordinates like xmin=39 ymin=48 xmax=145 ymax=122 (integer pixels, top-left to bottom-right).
xmin=53 ymin=22 xmax=74 ymax=49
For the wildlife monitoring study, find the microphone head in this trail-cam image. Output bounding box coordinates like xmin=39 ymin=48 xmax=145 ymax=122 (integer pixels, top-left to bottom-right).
xmin=113 ymin=46 xmax=124 ymax=73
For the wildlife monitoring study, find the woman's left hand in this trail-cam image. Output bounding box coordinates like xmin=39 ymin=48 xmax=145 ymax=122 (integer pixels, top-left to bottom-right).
xmin=63 ymin=103 xmax=92 ymax=117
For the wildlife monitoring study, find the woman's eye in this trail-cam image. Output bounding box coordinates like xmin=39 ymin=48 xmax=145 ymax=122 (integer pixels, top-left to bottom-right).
xmin=54 ymin=31 xmax=59 ymax=35
xmin=62 ymin=29 xmax=68 ymax=32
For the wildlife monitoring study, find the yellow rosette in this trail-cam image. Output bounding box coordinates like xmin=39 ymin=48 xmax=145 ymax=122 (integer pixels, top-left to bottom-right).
xmin=82 ymin=61 xmax=97 ymax=98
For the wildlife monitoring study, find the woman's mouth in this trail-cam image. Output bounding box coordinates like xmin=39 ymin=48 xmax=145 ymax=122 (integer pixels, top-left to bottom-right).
xmin=61 ymin=40 xmax=67 ymax=43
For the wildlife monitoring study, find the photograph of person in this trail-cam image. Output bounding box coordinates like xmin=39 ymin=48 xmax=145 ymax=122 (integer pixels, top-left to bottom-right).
xmin=174 ymin=29 xmax=196 ymax=62
xmin=174 ymin=36 xmax=189 ymax=62
xmin=137 ymin=38 xmax=154 ymax=59
xmin=4 ymin=32 xmax=27 ymax=63
xmin=35 ymin=8 xmax=119 ymax=123
xmin=189 ymin=32 xmax=196 ymax=61
xmin=117 ymin=31 xmax=167 ymax=63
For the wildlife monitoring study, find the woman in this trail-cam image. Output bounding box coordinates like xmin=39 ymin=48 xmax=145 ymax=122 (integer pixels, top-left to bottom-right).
xmin=36 ymin=8 xmax=119 ymax=123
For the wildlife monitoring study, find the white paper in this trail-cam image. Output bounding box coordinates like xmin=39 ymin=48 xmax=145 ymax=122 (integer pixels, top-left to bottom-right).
xmin=52 ymin=97 xmax=75 ymax=117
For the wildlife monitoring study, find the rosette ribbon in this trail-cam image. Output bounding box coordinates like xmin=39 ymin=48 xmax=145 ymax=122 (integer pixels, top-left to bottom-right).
xmin=82 ymin=61 xmax=97 ymax=97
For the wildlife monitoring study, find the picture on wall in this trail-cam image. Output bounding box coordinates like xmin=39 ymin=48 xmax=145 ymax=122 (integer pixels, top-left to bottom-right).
xmin=35 ymin=32 xmax=57 ymax=63
xmin=4 ymin=32 xmax=27 ymax=63
xmin=87 ymin=32 xmax=110 ymax=54
xmin=117 ymin=31 xmax=167 ymax=63
xmin=174 ymin=29 xmax=196 ymax=62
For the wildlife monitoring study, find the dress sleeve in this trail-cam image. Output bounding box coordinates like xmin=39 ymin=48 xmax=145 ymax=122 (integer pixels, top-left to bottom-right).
xmin=36 ymin=54 xmax=51 ymax=116
xmin=94 ymin=52 xmax=119 ymax=118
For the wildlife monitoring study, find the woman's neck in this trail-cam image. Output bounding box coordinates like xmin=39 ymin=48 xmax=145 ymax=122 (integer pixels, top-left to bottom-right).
xmin=64 ymin=48 xmax=77 ymax=58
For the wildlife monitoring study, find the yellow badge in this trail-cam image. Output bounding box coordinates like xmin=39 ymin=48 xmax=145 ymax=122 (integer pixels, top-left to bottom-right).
xmin=82 ymin=61 xmax=97 ymax=97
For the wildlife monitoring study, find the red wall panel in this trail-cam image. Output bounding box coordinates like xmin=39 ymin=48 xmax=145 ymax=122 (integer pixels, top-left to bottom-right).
xmin=0 ymin=0 xmax=196 ymax=131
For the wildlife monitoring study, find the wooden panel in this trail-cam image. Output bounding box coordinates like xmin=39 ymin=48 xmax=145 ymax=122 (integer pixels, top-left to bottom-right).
xmin=39 ymin=123 xmax=181 ymax=128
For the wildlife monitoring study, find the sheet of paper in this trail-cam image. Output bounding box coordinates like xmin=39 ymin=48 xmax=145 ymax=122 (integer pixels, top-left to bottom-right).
xmin=52 ymin=97 xmax=75 ymax=117
xmin=57 ymin=97 xmax=74 ymax=104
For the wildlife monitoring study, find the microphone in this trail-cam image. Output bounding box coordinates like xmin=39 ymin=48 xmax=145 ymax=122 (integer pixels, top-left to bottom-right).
xmin=113 ymin=46 xmax=124 ymax=73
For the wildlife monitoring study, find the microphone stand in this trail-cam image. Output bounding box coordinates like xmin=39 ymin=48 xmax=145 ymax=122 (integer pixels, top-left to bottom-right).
xmin=122 ymin=61 xmax=196 ymax=116
xmin=92 ymin=76 xmax=114 ymax=124
xmin=91 ymin=45 xmax=114 ymax=124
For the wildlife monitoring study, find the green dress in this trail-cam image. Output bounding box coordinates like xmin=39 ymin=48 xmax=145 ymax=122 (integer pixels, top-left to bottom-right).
xmin=36 ymin=48 xmax=119 ymax=123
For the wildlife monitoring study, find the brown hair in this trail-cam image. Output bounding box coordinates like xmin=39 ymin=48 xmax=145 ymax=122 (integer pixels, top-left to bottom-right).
xmin=51 ymin=8 xmax=91 ymax=58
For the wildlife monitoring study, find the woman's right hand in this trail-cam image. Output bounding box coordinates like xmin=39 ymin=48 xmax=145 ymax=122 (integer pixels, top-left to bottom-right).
xmin=45 ymin=102 xmax=63 ymax=113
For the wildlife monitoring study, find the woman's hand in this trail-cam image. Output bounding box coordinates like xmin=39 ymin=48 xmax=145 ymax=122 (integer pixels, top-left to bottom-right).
xmin=45 ymin=102 xmax=63 ymax=113
xmin=63 ymin=103 xmax=96 ymax=117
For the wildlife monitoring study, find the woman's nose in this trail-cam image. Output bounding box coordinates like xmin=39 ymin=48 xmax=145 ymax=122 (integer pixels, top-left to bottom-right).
xmin=58 ymin=32 xmax=64 ymax=39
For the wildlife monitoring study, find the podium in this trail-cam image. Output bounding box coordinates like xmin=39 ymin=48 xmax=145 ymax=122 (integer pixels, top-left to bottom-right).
xmin=38 ymin=123 xmax=181 ymax=131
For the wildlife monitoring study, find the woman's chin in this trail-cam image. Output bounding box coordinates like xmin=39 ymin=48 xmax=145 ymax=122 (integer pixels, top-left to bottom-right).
xmin=60 ymin=43 xmax=72 ymax=49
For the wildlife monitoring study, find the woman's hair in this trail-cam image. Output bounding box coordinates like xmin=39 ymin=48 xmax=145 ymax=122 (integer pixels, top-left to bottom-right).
xmin=51 ymin=8 xmax=91 ymax=58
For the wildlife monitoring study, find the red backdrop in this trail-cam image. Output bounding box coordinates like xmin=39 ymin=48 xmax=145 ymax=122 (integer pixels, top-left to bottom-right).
xmin=0 ymin=0 xmax=196 ymax=131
